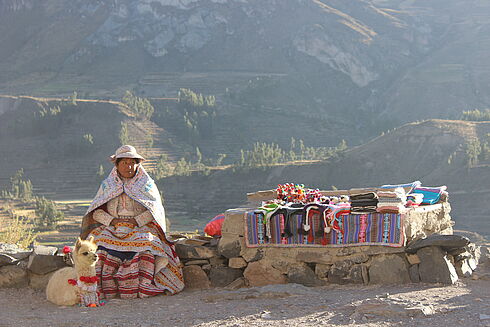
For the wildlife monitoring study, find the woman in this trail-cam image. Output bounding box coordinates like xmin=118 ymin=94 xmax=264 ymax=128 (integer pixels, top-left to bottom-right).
xmin=81 ymin=145 xmax=184 ymax=299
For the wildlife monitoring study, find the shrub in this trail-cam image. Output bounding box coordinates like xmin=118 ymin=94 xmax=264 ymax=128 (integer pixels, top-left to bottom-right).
xmin=35 ymin=196 xmax=64 ymax=228
xmin=0 ymin=214 xmax=38 ymax=249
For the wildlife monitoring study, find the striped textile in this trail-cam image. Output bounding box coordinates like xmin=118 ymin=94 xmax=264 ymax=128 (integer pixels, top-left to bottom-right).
xmin=245 ymin=210 xmax=404 ymax=248
xmin=96 ymin=249 xmax=184 ymax=299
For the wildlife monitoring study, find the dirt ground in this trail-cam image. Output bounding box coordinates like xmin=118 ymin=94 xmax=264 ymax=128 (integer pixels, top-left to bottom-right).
xmin=0 ymin=262 xmax=489 ymax=327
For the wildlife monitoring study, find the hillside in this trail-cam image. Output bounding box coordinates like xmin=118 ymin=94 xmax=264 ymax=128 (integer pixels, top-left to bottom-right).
xmin=1 ymin=0 xmax=490 ymax=134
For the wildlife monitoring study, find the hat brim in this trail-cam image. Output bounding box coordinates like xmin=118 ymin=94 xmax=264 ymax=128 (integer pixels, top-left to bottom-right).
xmin=109 ymin=153 xmax=146 ymax=162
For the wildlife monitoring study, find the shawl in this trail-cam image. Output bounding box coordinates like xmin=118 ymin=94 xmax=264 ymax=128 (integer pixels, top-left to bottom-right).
xmin=81 ymin=165 xmax=166 ymax=239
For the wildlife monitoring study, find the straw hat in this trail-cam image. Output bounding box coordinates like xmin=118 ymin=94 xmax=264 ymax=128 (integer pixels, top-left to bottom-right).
xmin=109 ymin=145 xmax=146 ymax=163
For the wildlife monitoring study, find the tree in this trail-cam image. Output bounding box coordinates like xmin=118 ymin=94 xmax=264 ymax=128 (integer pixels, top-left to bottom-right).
xmin=35 ymin=196 xmax=64 ymax=228
xmin=119 ymin=122 xmax=130 ymax=145
xmin=153 ymin=154 xmax=173 ymax=180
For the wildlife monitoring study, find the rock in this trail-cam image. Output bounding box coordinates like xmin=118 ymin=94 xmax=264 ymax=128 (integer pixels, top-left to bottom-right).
xmin=33 ymin=245 xmax=58 ymax=256
xmin=0 ymin=253 xmax=17 ymax=266
xmin=455 ymin=259 xmax=473 ymax=278
xmin=406 ymin=253 xmax=421 ymax=265
xmin=350 ymin=254 xmax=369 ymax=264
xmin=369 ymin=254 xmax=410 ymax=284
xmin=209 ymin=256 xmax=227 ymax=267
xmin=228 ymin=257 xmax=247 ymax=269
xmin=296 ymin=251 xmax=334 ymax=265
xmin=0 ymin=265 xmax=28 ymax=288
xmin=417 ymin=246 xmax=458 ymax=284
xmin=217 ymin=234 xmax=242 ymax=259
xmin=328 ymin=260 xmax=354 ymax=284
xmin=406 ymin=234 xmax=470 ymax=254
xmin=243 ymin=260 xmax=287 ymax=287
xmin=27 ymin=253 xmax=67 ymax=275
xmin=202 ymin=264 xmax=211 ymax=273
xmin=409 ymin=264 xmax=420 ymax=282
xmin=184 ymin=260 xmax=209 ymax=266
xmin=240 ymin=247 xmax=263 ymax=263
xmin=209 ymin=266 xmax=243 ymax=288
xmin=221 ymin=209 xmax=247 ymax=236
xmin=225 ymin=277 xmax=247 ymax=290
xmin=29 ymin=271 xmax=55 ymax=290
xmin=287 ymin=264 xmax=324 ymax=287
xmin=183 ymin=265 xmax=211 ymax=290
xmin=353 ymin=299 xmax=434 ymax=318
xmin=348 ymin=264 xmax=367 ymax=284
xmin=175 ymin=243 xmax=218 ymax=260
xmin=315 ymin=263 xmax=331 ymax=279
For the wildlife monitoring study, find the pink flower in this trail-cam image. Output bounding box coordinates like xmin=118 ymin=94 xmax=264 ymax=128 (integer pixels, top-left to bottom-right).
xmin=62 ymin=246 xmax=72 ymax=254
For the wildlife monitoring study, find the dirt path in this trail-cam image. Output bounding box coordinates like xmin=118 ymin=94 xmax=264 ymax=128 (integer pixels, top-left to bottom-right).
xmin=1 ymin=264 xmax=489 ymax=327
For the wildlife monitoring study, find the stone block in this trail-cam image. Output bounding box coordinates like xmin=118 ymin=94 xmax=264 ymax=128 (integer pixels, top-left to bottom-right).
xmin=183 ymin=265 xmax=211 ymax=290
xmin=369 ymin=254 xmax=410 ymax=285
xmin=209 ymin=256 xmax=227 ymax=267
xmin=315 ymin=263 xmax=331 ymax=279
xmin=0 ymin=265 xmax=28 ymax=288
xmin=409 ymin=264 xmax=420 ymax=282
xmin=406 ymin=234 xmax=470 ymax=254
xmin=417 ymin=246 xmax=458 ymax=284
xmin=33 ymin=245 xmax=58 ymax=256
xmin=175 ymin=243 xmax=218 ymax=260
xmin=229 ymin=257 xmax=247 ymax=269
xmin=243 ymin=260 xmax=287 ymax=287
xmin=296 ymin=251 xmax=334 ymax=265
xmin=406 ymin=254 xmax=421 ymax=265
xmin=27 ymin=253 xmax=67 ymax=275
xmin=184 ymin=260 xmax=209 ymax=266
xmin=221 ymin=209 xmax=248 ymax=236
xmin=0 ymin=253 xmax=17 ymax=267
xmin=225 ymin=277 xmax=247 ymax=290
xmin=328 ymin=259 xmax=354 ymax=284
xmin=29 ymin=271 xmax=55 ymax=290
xmin=287 ymin=264 xmax=324 ymax=286
xmin=348 ymin=265 xmax=366 ymax=284
xmin=240 ymin=247 xmax=263 ymax=263
xmin=455 ymin=259 xmax=473 ymax=278
xmin=209 ymin=266 xmax=243 ymax=288
xmin=217 ymin=234 xmax=241 ymax=258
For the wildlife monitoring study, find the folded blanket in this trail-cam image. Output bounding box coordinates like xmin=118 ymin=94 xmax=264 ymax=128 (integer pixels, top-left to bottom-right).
xmin=412 ymin=186 xmax=447 ymax=205
xmin=350 ymin=199 xmax=379 ymax=207
xmin=380 ymin=181 xmax=421 ymax=193
xmin=350 ymin=192 xmax=378 ymax=201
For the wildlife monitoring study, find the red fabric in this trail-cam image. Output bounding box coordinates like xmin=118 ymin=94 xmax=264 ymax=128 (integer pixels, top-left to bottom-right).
xmin=204 ymin=214 xmax=225 ymax=237
xmin=67 ymin=279 xmax=77 ymax=286
xmin=79 ymin=276 xmax=99 ymax=284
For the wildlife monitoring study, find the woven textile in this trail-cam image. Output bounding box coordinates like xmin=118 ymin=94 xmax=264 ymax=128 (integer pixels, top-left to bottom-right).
xmin=96 ymin=249 xmax=184 ymax=298
xmin=245 ymin=210 xmax=404 ymax=248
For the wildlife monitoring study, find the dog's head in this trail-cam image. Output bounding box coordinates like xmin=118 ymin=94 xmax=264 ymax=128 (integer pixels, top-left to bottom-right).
xmin=73 ymin=236 xmax=98 ymax=267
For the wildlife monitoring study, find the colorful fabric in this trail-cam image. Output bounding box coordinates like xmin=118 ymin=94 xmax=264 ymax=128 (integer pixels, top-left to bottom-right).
xmin=412 ymin=186 xmax=447 ymax=205
xmin=96 ymin=249 xmax=184 ymax=298
xmin=82 ymin=165 xmax=166 ymax=237
xmin=245 ymin=211 xmax=404 ymax=247
xmin=380 ymin=181 xmax=421 ymax=193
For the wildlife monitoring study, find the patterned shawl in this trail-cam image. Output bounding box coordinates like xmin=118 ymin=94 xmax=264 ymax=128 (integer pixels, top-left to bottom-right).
xmin=81 ymin=165 xmax=166 ymax=238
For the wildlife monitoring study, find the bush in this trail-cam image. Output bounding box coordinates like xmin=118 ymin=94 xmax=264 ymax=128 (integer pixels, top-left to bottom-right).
xmin=1 ymin=169 xmax=33 ymax=200
xmin=35 ymin=196 xmax=64 ymax=228
xmin=122 ymin=91 xmax=154 ymax=120
xmin=461 ymin=109 xmax=490 ymax=121
xmin=0 ymin=214 xmax=38 ymax=249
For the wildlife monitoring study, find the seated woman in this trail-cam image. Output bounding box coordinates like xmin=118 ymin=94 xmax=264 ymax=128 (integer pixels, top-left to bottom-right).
xmin=81 ymin=145 xmax=184 ymax=299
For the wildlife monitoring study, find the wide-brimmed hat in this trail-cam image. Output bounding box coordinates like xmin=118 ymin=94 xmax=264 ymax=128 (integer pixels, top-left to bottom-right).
xmin=109 ymin=145 xmax=146 ymax=163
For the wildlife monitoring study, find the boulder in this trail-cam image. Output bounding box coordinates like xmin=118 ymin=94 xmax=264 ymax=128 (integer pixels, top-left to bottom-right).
xmin=296 ymin=251 xmax=334 ymax=265
xmin=0 ymin=265 xmax=28 ymax=288
xmin=417 ymin=246 xmax=458 ymax=284
xmin=328 ymin=259 xmax=354 ymax=284
xmin=240 ymin=247 xmax=263 ymax=263
xmin=406 ymin=234 xmax=470 ymax=254
xmin=33 ymin=245 xmax=58 ymax=256
xmin=0 ymin=253 xmax=17 ymax=267
xmin=217 ymin=234 xmax=242 ymax=258
xmin=183 ymin=265 xmax=211 ymax=290
xmin=287 ymin=264 xmax=324 ymax=287
xmin=27 ymin=253 xmax=67 ymax=275
xmin=175 ymin=243 xmax=218 ymax=260
xmin=209 ymin=267 xmax=243 ymax=288
xmin=243 ymin=260 xmax=287 ymax=287
xmin=209 ymin=256 xmax=227 ymax=267
xmin=221 ymin=209 xmax=247 ymax=236
xmin=228 ymin=257 xmax=247 ymax=269
xmin=409 ymin=264 xmax=420 ymax=282
xmin=369 ymin=254 xmax=410 ymax=284
xmin=225 ymin=277 xmax=247 ymax=290
xmin=29 ymin=271 xmax=55 ymax=290
xmin=348 ymin=264 xmax=367 ymax=284
xmin=454 ymin=259 xmax=473 ymax=278
xmin=315 ymin=263 xmax=331 ymax=279
xmin=184 ymin=260 xmax=209 ymax=266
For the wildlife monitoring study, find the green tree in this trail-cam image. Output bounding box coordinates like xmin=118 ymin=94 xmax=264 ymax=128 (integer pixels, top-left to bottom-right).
xmin=466 ymin=138 xmax=481 ymax=167
xmin=35 ymin=196 xmax=64 ymax=229
xmin=153 ymin=154 xmax=173 ymax=180
xmin=119 ymin=122 xmax=130 ymax=145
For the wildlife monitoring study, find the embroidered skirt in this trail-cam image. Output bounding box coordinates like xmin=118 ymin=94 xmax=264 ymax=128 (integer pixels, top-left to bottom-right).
xmin=90 ymin=222 xmax=184 ymax=298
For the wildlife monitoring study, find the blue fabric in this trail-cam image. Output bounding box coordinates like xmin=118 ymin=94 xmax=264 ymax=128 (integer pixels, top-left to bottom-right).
xmin=380 ymin=181 xmax=421 ymax=193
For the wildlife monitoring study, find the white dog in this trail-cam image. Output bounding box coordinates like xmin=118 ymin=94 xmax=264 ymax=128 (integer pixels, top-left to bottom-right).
xmin=46 ymin=236 xmax=101 ymax=306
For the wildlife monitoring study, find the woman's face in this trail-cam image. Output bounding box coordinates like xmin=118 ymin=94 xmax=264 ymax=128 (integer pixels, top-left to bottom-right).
xmin=116 ymin=158 xmax=139 ymax=179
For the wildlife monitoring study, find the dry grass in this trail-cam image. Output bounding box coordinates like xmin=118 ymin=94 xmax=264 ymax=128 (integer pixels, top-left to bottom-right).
xmin=0 ymin=214 xmax=38 ymax=249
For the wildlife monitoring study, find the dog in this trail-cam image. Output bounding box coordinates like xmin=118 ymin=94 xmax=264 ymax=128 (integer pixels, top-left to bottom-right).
xmin=46 ymin=236 xmax=101 ymax=306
